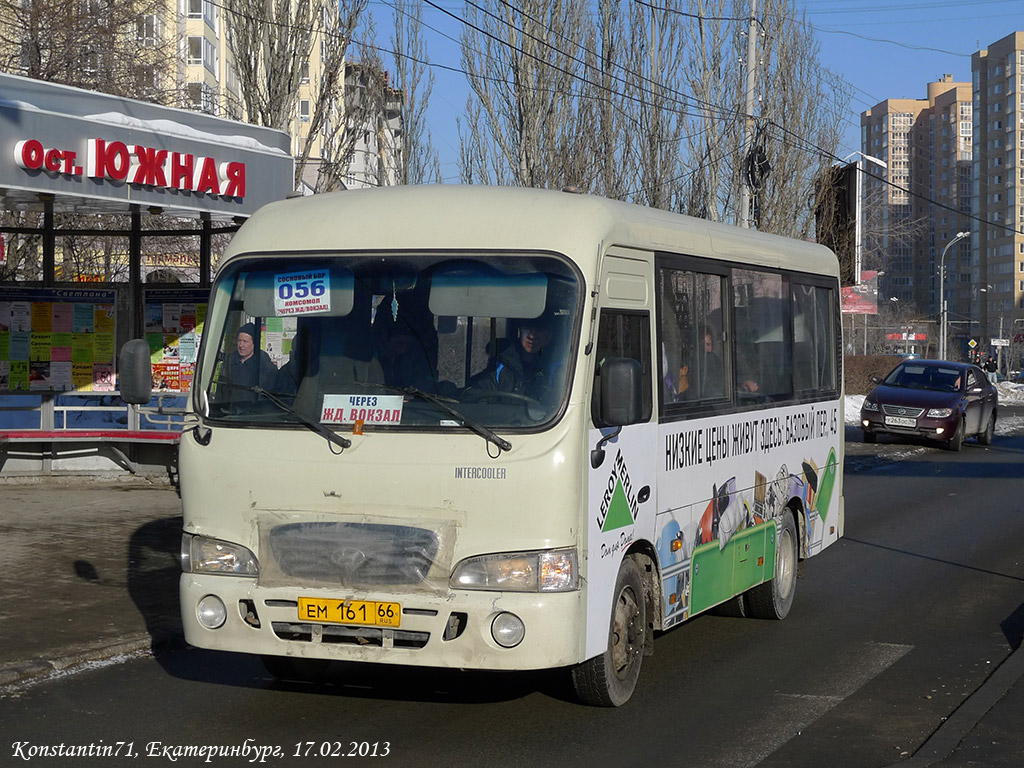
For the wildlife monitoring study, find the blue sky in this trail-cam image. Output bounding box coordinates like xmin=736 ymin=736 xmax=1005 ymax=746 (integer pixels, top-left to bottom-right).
xmin=371 ymin=0 xmax=1024 ymax=182
xmin=806 ymin=0 xmax=1024 ymax=157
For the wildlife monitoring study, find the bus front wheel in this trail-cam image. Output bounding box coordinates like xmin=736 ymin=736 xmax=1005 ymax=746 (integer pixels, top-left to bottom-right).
xmin=747 ymin=513 xmax=798 ymax=620
xmin=571 ymin=556 xmax=647 ymax=707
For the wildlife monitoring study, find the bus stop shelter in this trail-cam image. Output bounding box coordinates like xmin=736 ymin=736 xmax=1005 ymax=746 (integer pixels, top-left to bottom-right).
xmin=0 ymin=72 xmax=294 ymax=475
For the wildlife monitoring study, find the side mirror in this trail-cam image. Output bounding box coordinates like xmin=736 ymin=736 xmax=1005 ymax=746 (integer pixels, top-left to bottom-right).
xmin=870 ymin=375 xmax=882 ymax=384
xmin=591 ymin=357 xmax=643 ymax=469
xmin=119 ymin=339 xmax=153 ymax=405
xmin=599 ymin=357 xmax=643 ymax=427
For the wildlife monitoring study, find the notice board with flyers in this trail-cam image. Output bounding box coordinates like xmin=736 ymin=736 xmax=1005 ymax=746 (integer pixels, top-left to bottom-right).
xmin=144 ymin=288 xmax=208 ymax=394
xmin=0 ymin=288 xmax=116 ymax=392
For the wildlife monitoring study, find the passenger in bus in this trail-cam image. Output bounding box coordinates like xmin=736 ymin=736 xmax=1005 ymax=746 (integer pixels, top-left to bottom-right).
xmin=373 ymin=302 xmax=439 ymax=393
xmin=676 ymin=331 xmax=725 ymax=401
xmin=275 ymin=330 xmax=306 ymax=396
xmin=695 ymin=330 xmax=725 ymax=398
xmin=735 ymin=345 xmax=760 ymax=395
xmin=496 ymin=318 xmax=557 ymax=400
xmin=222 ymin=322 xmax=278 ymax=401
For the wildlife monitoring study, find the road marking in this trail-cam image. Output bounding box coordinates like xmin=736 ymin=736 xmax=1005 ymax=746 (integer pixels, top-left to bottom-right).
xmin=702 ymin=641 xmax=914 ymax=768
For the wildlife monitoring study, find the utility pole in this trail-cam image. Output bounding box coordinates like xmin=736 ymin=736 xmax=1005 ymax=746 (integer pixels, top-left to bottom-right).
xmin=738 ymin=0 xmax=758 ymax=229
xmin=998 ymin=315 xmax=1004 ymax=375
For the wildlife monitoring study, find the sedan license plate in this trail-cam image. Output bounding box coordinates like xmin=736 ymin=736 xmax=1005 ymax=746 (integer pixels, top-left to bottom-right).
xmin=884 ymin=416 xmax=917 ymax=428
xmin=298 ymin=597 xmax=401 ymax=628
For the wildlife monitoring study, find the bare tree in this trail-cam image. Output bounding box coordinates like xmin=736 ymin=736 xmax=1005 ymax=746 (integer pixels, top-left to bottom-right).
xmin=390 ymin=0 xmax=440 ymax=185
xmin=580 ymin=0 xmax=630 ymax=200
xmin=0 ymin=212 xmax=41 ymax=283
xmin=746 ymin=0 xmax=848 ymax=238
xmin=0 ymin=0 xmax=183 ymax=282
xmin=679 ymin=0 xmax=740 ymax=221
xmin=860 ymin=184 xmax=929 ymax=273
xmin=0 ymin=0 xmax=179 ymax=104
xmin=620 ymin=0 xmax=689 ymax=210
xmin=307 ymin=16 xmax=404 ymax=192
xmin=459 ymin=0 xmax=590 ymax=189
xmin=224 ymin=0 xmax=365 ymax=189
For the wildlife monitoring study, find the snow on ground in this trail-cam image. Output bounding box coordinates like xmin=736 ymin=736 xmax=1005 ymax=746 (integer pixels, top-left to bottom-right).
xmin=845 ymin=381 xmax=1024 ymax=436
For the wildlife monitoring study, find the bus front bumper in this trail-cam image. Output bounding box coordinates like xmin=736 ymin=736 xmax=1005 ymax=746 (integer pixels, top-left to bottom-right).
xmin=180 ymin=574 xmax=586 ymax=671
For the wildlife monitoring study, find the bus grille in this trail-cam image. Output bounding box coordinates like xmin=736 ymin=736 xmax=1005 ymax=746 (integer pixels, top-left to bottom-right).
xmin=268 ymin=522 xmax=440 ymax=587
xmin=271 ymin=622 xmax=430 ymax=649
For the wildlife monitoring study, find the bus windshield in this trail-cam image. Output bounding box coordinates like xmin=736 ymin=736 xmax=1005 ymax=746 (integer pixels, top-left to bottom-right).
xmin=200 ymin=253 xmax=581 ymax=431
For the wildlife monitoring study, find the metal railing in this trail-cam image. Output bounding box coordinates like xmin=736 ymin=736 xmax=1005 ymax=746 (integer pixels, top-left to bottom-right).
xmin=0 ymin=391 xmax=189 ymax=432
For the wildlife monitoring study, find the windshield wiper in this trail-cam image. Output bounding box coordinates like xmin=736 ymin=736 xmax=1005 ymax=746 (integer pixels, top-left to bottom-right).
xmin=212 ymin=380 xmax=351 ymax=452
xmin=367 ymin=383 xmax=512 ymax=453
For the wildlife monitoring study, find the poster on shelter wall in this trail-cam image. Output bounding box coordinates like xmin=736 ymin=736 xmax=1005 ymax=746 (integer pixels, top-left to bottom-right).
xmin=0 ymin=288 xmax=117 ymax=393
xmin=144 ymin=288 xmax=208 ymax=395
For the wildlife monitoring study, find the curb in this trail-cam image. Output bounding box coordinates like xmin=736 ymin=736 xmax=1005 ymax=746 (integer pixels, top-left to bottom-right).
xmin=886 ymin=641 xmax=1024 ymax=768
xmin=0 ymin=631 xmax=183 ymax=689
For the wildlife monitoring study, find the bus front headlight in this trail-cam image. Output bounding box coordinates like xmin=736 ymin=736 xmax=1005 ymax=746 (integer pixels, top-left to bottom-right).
xmin=450 ymin=548 xmax=578 ymax=592
xmin=181 ymin=533 xmax=259 ymax=576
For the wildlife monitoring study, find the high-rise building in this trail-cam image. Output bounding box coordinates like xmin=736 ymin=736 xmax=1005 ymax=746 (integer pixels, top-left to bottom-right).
xmin=972 ymin=31 xmax=1024 ymax=347
xmin=860 ymin=75 xmax=973 ymax=327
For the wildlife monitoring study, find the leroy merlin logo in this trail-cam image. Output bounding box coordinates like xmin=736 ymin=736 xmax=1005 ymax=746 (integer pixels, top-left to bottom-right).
xmin=596 ymin=449 xmax=639 ymax=532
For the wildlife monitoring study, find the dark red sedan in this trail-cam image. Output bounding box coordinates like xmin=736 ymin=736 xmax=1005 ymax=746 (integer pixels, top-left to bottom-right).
xmin=860 ymin=360 xmax=998 ymax=451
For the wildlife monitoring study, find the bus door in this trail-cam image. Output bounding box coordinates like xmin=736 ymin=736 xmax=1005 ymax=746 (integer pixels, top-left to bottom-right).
xmin=584 ymin=251 xmax=659 ymax=660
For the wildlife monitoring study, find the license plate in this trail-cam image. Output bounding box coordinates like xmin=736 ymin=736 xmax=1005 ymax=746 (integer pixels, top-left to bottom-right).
xmin=884 ymin=416 xmax=916 ymax=427
xmin=297 ymin=597 xmax=401 ymax=628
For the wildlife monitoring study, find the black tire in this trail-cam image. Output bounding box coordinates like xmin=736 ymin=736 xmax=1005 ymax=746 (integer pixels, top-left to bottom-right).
xmin=863 ymin=430 xmax=876 ymax=444
xmin=711 ymin=593 xmax=749 ymax=618
xmin=946 ymin=417 xmax=964 ymax=452
xmin=978 ymin=413 xmax=995 ymax=446
xmin=572 ymin=557 xmax=647 ymax=707
xmin=261 ymin=655 xmax=331 ymax=683
xmin=748 ymin=513 xmax=798 ymax=620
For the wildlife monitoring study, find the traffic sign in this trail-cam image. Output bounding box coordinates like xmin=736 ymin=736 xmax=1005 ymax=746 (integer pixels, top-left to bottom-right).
xmin=991 ymin=338 xmax=1009 ymax=347
xmin=968 ymin=338 xmax=977 ymax=349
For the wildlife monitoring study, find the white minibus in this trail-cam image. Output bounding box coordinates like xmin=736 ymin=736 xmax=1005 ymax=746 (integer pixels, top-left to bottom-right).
xmin=123 ymin=186 xmax=844 ymax=706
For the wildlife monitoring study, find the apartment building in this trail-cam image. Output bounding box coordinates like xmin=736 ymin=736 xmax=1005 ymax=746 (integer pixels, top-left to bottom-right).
xmin=860 ymin=32 xmax=1024 ymax=358
xmin=177 ymin=0 xmax=401 ymax=191
xmin=860 ymin=76 xmax=973 ymax=322
xmin=972 ymin=31 xmax=1024 ymax=345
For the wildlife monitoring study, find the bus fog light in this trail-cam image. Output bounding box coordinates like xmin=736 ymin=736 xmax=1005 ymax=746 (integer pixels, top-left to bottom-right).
xmin=491 ymin=612 xmax=525 ymax=648
xmin=197 ymin=595 xmax=227 ymax=629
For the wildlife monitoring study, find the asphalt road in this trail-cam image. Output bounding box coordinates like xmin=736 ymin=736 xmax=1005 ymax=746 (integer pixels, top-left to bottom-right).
xmin=2 ymin=429 xmax=1023 ymax=768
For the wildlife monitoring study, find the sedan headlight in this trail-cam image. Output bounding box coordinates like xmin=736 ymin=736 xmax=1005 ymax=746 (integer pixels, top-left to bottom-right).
xmin=181 ymin=533 xmax=259 ymax=576
xmin=861 ymin=400 xmax=879 ymax=412
xmin=926 ymin=407 xmax=953 ymax=418
xmin=451 ymin=548 xmax=578 ymax=592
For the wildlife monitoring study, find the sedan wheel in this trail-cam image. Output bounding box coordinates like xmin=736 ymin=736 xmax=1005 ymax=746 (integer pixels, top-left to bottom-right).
xmin=978 ymin=413 xmax=995 ymax=446
xmin=946 ymin=417 xmax=964 ymax=452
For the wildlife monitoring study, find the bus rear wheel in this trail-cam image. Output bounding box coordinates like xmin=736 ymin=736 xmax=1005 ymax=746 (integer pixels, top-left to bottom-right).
xmin=748 ymin=513 xmax=798 ymax=620
xmin=571 ymin=556 xmax=647 ymax=707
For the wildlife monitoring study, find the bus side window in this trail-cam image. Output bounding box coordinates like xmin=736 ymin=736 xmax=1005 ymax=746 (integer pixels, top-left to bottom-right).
xmin=657 ymin=264 xmax=727 ymax=409
xmin=791 ymin=282 xmax=837 ymax=393
xmin=591 ymin=310 xmax=652 ymax=426
xmin=733 ymin=269 xmax=792 ymax=401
